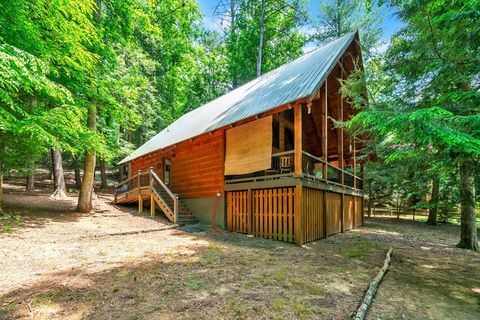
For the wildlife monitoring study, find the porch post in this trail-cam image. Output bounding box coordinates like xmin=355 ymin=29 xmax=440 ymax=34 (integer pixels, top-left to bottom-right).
xmin=339 ymin=61 xmax=345 ymax=185
xmin=294 ymin=103 xmax=302 ymax=176
xmin=138 ymin=170 xmax=142 ymax=213
xmin=353 ymin=138 xmax=357 ymax=190
xmin=321 ymin=80 xmax=328 ymax=181
xmin=339 ymin=61 xmax=345 ymax=233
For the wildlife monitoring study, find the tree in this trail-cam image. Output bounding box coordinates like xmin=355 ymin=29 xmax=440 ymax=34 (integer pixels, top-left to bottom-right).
xmin=51 ymin=149 xmax=68 ymax=199
xmin=344 ymin=0 xmax=480 ymax=251
xmin=219 ymin=0 xmax=307 ymax=87
xmin=0 ymin=0 xmax=99 ymax=209
xmin=313 ymin=0 xmax=383 ymax=56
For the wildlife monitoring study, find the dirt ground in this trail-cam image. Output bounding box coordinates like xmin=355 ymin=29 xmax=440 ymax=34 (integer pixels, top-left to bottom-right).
xmin=0 ymin=175 xmax=479 ymax=320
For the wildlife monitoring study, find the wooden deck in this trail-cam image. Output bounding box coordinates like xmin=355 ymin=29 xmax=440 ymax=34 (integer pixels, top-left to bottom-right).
xmin=114 ymin=170 xmax=198 ymax=225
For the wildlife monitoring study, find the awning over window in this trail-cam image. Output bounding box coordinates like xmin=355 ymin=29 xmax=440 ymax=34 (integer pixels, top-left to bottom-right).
xmin=225 ymin=116 xmax=272 ymax=175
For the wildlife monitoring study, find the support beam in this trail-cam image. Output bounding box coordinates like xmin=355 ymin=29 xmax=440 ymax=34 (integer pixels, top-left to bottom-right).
xmin=294 ymin=103 xmax=302 ymax=176
xmin=339 ymin=60 xmax=345 ymax=186
xmin=150 ymin=194 xmax=155 ymax=216
xmin=353 ymin=138 xmax=357 ymax=190
xmin=321 ymin=80 xmax=328 ymax=181
xmin=138 ymin=195 xmax=143 ymax=213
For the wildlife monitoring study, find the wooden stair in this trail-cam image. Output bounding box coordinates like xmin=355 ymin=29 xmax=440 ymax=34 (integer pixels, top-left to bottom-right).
xmin=151 ymin=188 xmax=198 ymax=225
xmin=114 ymin=170 xmax=198 ymax=225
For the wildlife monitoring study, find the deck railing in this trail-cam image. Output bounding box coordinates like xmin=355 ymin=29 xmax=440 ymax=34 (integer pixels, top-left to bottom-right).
xmin=114 ymin=168 xmax=179 ymax=222
xmin=225 ymin=150 xmax=363 ymax=192
xmin=225 ymin=151 xmax=295 ymax=183
xmin=150 ymin=171 xmax=179 ymax=223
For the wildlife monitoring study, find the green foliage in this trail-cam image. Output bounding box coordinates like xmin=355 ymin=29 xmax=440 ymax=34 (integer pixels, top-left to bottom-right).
xmin=342 ymin=1 xmax=480 ymax=229
xmin=313 ymin=0 xmax=384 ymax=55
xmin=223 ymin=0 xmax=308 ymax=86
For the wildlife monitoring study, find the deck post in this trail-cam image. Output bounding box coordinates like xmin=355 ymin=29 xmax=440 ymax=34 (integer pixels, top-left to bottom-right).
xmin=138 ymin=170 xmax=142 ymax=213
xmin=339 ymin=60 xmax=345 ymax=186
xmin=339 ymin=64 xmax=345 ymax=233
xmin=321 ymin=80 xmax=328 ymax=181
xmin=138 ymin=195 xmax=143 ymax=213
xmin=294 ymin=185 xmax=303 ymax=245
xmin=150 ymin=194 xmax=155 ymax=216
xmin=294 ymin=103 xmax=302 ymax=176
xmin=353 ymin=139 xmax=357 ymax=190
xmin=174 ymin=195 xmax=179 ymax=224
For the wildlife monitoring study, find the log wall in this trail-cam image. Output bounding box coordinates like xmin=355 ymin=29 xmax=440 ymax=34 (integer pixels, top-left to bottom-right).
xmin=130 ymin=130 xmax=225 ymax=198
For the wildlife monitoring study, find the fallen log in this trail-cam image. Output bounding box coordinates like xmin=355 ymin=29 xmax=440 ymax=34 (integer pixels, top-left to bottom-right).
xmin=92 ymin=225 xmax=178 ymax=238
xmin=354 ymin=247 xmax=393 ymax=320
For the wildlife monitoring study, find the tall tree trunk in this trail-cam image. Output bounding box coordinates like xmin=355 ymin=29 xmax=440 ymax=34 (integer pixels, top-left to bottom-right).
xmin=256 ymin=0 xmax=266 ymax=78
xmin=74 ymin=162 xmax=82 ymax=189
xmin=50 ymin=149 xmax=67 ymax=199
xmin=426 ymin=177 xmax=439 ymax=225
xmin=100 ymin=158 xmax=107 ymax=190
xmin=25 ymin=172 xmax=34 ymax=193
xmin=77 ymin=0 xmax=100 ymax=213
xmin=457 ymin=160 xmax=479 ymax=251
xmin=230 ymin=0 xmax=239 ymax=88
xmin=77 ymin=101 xmax=97 ymax=213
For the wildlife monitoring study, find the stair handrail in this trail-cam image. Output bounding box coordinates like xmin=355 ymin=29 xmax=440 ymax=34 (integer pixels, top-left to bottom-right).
xmin=150 ymin=169 xmax=179 ymax=224
xmin=115 ymin=174 xmax=137 ymax=190
xmin=114 ymin=173 xmax=138 ymax=203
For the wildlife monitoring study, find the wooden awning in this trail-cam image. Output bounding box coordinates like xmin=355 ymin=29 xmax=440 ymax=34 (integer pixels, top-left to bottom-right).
xmin=225 ymin=116 xmax=272 ymax=175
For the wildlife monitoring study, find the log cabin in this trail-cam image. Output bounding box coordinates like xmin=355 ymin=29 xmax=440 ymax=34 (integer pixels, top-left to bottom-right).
xmin=115 ymin=32 xmax=365 ymax=245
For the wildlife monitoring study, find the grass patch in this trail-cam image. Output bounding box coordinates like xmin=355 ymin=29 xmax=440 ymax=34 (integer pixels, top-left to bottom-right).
xmin=270 ymin=297 xmax=287 ymax=311
xmin=273 ymin=271 xmax=286 ymax=282
xmin=226 ymin=299 xmax=251 ymax=318
xmin=185 ymin=276 xmax=204 ymax=291
xmin=32 ymin=292 xmax=54 ymax=306
xmin=2 ymin=225 xmax=12 ymax=233
xmin=290 ymin=278 xmax=325 ymax=296
xmin=341 ymin=239 xmax=381 ymax=259
xmin=292 ymin=300 xmax=314 ymax=317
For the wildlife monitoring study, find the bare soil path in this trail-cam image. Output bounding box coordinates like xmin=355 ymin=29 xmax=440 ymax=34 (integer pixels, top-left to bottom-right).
xmin=0 ymin=178 xmax=478 ymax=319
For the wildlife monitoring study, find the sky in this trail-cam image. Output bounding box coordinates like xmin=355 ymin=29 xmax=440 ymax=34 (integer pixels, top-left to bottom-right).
xmin=197 ymin=0 xmax=404 ymax=48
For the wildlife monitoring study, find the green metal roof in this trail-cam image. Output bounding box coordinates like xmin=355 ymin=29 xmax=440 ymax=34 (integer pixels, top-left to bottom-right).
xmin=120 ymin=32 xmax=357 ymax=164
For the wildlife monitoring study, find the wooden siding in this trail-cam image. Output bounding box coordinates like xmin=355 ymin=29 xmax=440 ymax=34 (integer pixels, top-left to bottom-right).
xmin=130 ymin=130 xmax=225 ymax=198
xmin=253 ymin=187 xmax=295 ymax=242
xmin=344 ymin=195 xmax=355 ymax=231
xmin=227 ymin=187 xmax=296 ymax=243
xmin=355 ymin=196 xmax=363 ymax=227
xmin=327 ymin=192 xmax=342 ymax=236
xmin=301 ymin=187 xmax=325 ymax=242
xmin=131 ymin=149 xmax=165 ymax=179
xmin=171 ymin=130 xmax=224 ymax=198
xmin=227 ymin=190 xmax=248 ymax=234
xmin=227 ymin=186 xmax=363 ymax=245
